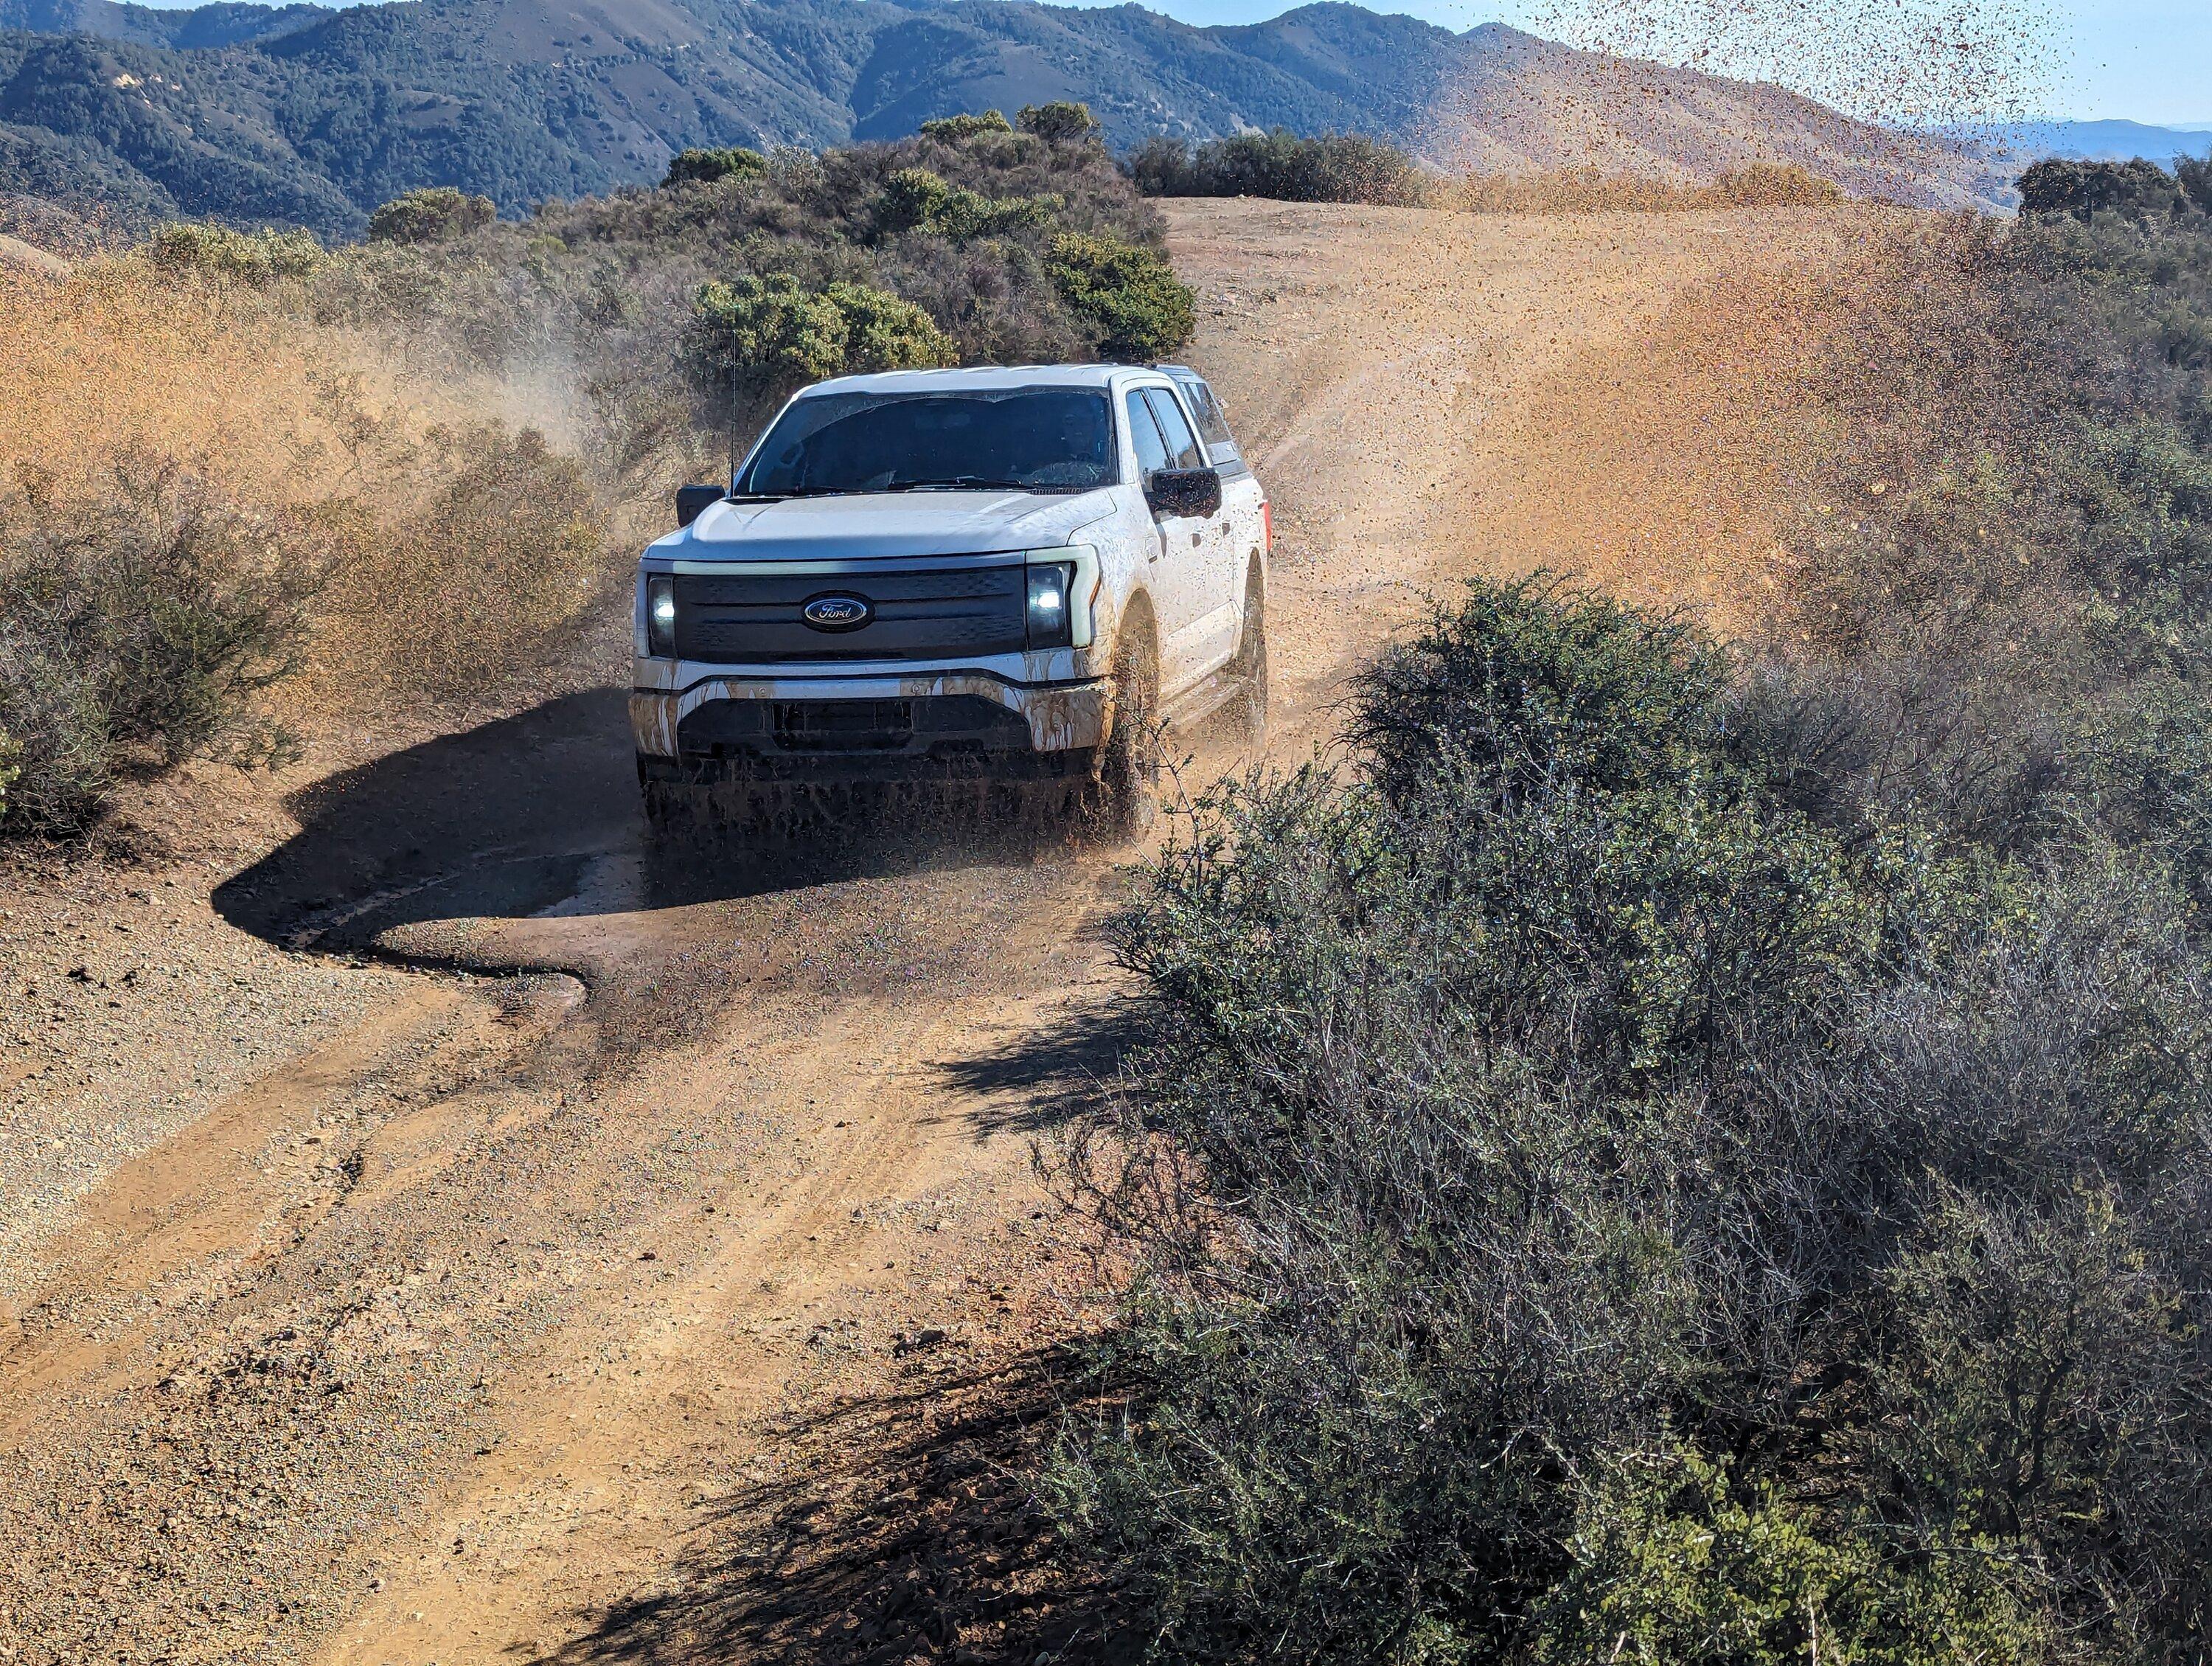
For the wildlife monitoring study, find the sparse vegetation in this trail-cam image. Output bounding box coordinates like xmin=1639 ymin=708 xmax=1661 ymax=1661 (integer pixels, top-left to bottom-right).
xmin=1130 ymin=138 xmax=1847 ymax=215
xmin=313 ymin=422 xmax=611 ymax=704
xmin=1043 ymin=159 xmax=2212 ymax=1662
xmin=1131 ymin=129 xmax=1432 ymax=207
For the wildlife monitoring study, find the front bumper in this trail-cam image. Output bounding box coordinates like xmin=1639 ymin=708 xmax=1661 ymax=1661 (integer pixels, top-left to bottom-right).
xmin=630 ymin=672 xmax=1110 ymax=765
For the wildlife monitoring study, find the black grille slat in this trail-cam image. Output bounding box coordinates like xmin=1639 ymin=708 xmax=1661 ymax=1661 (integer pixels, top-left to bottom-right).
xmin=773 ymin=700 xmax=914 ymax=752
xmin=672 ymin=566 xmax=1026 ymax=662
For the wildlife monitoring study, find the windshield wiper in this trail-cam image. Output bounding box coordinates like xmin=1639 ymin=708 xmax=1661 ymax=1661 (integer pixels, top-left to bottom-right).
xmin=877 ymin=476 xmax=1033 ymax=493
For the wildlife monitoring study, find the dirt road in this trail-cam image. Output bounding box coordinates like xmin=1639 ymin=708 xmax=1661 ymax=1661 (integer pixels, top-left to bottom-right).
xmin=0 ymin=199 xmax=1850 ymax=1663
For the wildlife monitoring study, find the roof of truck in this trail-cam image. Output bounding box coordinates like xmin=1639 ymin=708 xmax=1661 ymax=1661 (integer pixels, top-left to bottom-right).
xmin=799 ymin=364 xmax=1178 ymax=397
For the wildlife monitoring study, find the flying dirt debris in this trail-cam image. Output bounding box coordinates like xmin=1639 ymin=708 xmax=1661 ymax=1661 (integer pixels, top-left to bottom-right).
xmin=630 ymin=363 xmax=1270 ymax=842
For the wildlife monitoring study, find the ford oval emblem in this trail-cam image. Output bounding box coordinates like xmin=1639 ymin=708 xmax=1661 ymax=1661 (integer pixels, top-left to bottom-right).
xmin=801 ymin=592 xmax=873 ymax=631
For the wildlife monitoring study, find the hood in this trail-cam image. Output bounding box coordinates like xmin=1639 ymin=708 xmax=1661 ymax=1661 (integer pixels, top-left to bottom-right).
xmin=653 ymin=488 xmax=1116 ymax=562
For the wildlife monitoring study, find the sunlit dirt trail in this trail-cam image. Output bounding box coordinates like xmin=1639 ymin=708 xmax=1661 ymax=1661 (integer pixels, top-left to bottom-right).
xmin=0 ymin=199 xmax=1863 ymax=1664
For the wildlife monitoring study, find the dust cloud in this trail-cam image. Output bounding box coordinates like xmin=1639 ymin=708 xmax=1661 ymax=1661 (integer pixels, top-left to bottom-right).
xmin=1530 ymin=0 xmax=2061 ymax=125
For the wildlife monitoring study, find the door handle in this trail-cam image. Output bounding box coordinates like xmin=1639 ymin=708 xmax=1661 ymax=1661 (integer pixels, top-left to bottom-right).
xmin=1189 ymin=531 xmax=1202 ymax=547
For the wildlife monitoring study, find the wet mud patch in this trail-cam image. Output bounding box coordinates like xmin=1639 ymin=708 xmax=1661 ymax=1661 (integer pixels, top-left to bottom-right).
xmin=214 ymin=689 xmax=636 ymax=953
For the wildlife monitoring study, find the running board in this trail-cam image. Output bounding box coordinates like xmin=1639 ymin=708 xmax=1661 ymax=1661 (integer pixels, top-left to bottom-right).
xmin=1161 ymin=667 xmax=1251 ymax=734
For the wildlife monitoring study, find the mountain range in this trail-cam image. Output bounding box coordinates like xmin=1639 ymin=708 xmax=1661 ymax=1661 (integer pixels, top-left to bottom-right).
xmin=0 ymin=0 xmax=2016 ymax=239
xmin=1963 ymin=120 xmax=2212 ymax=167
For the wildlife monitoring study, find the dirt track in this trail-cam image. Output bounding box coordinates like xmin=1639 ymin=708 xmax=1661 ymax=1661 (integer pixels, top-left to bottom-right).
xmin=0 ymin=198 xmax=1855 ymax=1662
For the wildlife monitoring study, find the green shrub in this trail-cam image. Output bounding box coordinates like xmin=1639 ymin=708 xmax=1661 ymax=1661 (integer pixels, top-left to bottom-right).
xmin=0 ymin=459 xmax=319 ymax=836
xmin=147 ymin=221 xmax=325 ymax=284
xmin=1131 ymin=129 xmax=1431 ymax=207
xmin=1044 ymin=231 xmax=1193 ymax=361
xmin=1349 ymin=576 xmax=1728 ymax=802
xmin=919 ymin=111 xmax=1013 ymax=142
xmin=2017 ymin=156 xmax=2189 ymax=221
xmin=877 ymin=167 xmax=1057 ymax=241
xmin=1018 ymin=101 xmax=1097 ymax=144
xmin=1047 ymin=575 xmax=2212 ymax=1659
xmin=661 ymin=146 xmax=767 ymax=188
xmin=313 ymin=116 xmax=1173 ymax=437
xmin=366 ymin=187 xmax=495 ymax=244
xmin=689 ymin=272 xmax=956 ymax=393
xmin=0 ymin=729 xmax=16 ymax=825
xmin=1536 ymin=1449 xmax=2046 ymax=1665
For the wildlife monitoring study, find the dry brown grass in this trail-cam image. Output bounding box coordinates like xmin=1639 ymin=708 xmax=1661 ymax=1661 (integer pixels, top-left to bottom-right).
xmin=1449 ymin=162 xmax=1848 ymax=215
xmin=1424 ymin=206 xmax=1920 ymax=634
xmin=0 ymin=254 xmax=627 ymax=833
xmin=0 ymin=262 xmax=352 ymax=504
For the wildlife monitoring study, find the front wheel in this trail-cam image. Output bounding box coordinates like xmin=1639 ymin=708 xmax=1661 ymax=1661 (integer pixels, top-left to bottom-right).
xmin=1227 ymin=567 xmax=1268 ymax=753
xmin=640 ymin=766 xmax=700 ymax=839
xmin=1089 ymin=617 xmax=1161 ymax=840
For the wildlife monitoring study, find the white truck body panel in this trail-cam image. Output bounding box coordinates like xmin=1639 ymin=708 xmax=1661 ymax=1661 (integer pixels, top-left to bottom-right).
xmin=631 ymin=363 xmax=1266 ymax=778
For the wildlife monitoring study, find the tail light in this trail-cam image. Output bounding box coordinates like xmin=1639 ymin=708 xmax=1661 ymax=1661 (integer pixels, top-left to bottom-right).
xmin=1260 ymin=500 xmax=1272 ymax=554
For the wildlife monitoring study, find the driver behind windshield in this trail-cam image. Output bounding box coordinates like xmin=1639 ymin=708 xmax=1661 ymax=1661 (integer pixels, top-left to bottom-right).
xmin=740 ymin=387 xmax=1116 ymax=495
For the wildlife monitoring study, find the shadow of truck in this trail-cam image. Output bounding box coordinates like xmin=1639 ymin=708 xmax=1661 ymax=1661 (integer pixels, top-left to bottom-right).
xmin=214 ymin=689 xmax=639 ymax=951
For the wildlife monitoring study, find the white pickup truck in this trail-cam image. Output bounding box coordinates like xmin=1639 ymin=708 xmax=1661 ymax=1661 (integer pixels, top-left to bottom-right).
xmin=631 ymin=362 xmax=1268 ymax=834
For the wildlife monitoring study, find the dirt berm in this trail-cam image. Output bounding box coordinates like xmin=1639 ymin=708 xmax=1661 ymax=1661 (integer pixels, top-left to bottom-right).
xmin=0 ymin=198 xmax=1860 ymax=1662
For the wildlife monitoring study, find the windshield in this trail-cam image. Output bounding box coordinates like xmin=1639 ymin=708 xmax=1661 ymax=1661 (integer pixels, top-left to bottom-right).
xmin=737 ymin=387 xmax=1118 ymax=496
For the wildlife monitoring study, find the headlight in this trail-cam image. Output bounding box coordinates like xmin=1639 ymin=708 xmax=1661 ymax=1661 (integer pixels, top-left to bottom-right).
xmin=1026 ymin=562 xmax=1074 ymax=649
xmin=647 ymin=575 xmax=677 ymax=656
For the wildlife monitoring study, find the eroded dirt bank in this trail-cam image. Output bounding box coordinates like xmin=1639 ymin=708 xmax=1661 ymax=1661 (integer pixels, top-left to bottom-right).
xmin=0 ymin=198 xmax=1859 ymax=1663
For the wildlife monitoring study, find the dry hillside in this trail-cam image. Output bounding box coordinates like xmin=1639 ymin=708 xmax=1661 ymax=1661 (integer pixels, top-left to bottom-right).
xmin=1423 ymin=25 xmax=2011 ymax=208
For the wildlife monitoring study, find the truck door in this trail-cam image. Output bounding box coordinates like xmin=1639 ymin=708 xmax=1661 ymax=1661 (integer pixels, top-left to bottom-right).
xmin=1138 ymin=386 xmax=1237 ymax=682
xmin=1123 ymin=387 xmax=1208 ymax=687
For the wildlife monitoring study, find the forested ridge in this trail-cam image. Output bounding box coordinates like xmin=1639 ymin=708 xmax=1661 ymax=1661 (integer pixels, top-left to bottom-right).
xmin=0 ymin=0 xmax=2006 ymax=238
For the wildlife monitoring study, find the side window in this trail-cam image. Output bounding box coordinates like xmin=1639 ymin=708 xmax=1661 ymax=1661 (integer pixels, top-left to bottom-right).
xmin=1144 ymin=389 xmax=1205 ymax=471
xmin=1124 ymin=389 xmax=1169 ymax=478
xmin=1178 ymin=378 xmax=1239 ymax=461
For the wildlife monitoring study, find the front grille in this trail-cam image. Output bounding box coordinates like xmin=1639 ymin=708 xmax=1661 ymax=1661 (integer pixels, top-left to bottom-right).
xmin=772 ymin=700 xmax=914 ymax=752
xmin=672 ymin=565 xmax=1026 ymax=662
xmin=678 ymin=694 xmax=1036 ymax=762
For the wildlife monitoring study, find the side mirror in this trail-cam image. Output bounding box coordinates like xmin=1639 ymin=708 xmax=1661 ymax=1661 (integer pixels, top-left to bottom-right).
xmin=1146 ymin=467 xmax=1222 ymax=520
xmin=675 ymin=484 xmax=723 ymax=528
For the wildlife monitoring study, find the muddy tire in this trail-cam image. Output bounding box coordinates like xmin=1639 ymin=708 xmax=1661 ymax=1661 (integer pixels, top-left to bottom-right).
xmin=1227 ymin=563 xmax=1268 ymax=753
xmin=640 ymin=770 xmax=700 ymax=839
xmin=1089 ymin=612 xmax=1161 ymax=840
